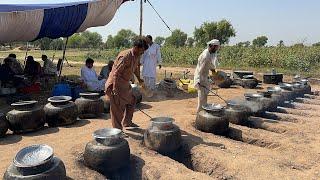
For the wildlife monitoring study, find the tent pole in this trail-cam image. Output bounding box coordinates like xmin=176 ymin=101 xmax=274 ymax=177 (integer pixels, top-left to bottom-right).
xmin=59 ymin=37 xmax=69 ymax=78
xmin=139 ymin=0 xmax=143 ymax=36
xmin=24 ymin=42 xmax=29 ymax=66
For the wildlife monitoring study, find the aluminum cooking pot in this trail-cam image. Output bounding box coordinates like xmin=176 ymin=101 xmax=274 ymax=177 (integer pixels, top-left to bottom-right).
xmin=244 ymin=93 xmax=263 ymax=101
xmin=278 ymin=83 xmax=294 ymax=91
xmin=13 ymin=144 xmax=54 ymax=175
xmin=150 ymin=117 xmax=174 ymax=130
xmin=93 ymin=128 xmax=124 ymax=146
xmin=202 ymin=104 xmax=224 ymax=114
xmin=267 ymin=86 xmax=282 ymax=94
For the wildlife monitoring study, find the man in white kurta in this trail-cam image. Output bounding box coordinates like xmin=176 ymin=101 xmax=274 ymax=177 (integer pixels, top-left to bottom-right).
xmin=81 ymin=58 xmax=106 ymax=91
xmin=141 ymin=35 xmax=162 ymax=91
xmin=194 ymin=39 xmax=220 ymax=112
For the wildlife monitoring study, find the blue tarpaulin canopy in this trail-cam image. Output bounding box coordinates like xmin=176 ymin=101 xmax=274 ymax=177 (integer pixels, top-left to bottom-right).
xmin=0 ymin=0 xmax=129 ymax=43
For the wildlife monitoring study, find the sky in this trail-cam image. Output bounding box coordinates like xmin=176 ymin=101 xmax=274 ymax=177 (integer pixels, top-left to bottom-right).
xmin=1 ymin=0 xmax=320 ymax=45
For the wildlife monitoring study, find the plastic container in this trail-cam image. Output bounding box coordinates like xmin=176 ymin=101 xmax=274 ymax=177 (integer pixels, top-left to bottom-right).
xmin=52 ymin=84 xmax=72 ymax=97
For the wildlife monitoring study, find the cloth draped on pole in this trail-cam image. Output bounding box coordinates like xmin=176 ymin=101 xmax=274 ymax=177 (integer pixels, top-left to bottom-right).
xmin=0 ymin=0 xmax=129 ymax=43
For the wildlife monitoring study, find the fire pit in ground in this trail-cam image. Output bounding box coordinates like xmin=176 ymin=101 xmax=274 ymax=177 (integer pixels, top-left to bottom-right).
xmin=6 ymin=101 xmax=45 ymax=134
xmin=224 ymin=100 xmax=250 ymax=125
xmin=196 ymin=104 xmax=229 ymax=135
xmin=0 ymin=113 xmax=9 ymax=137
xmin=84 ymin=128 xmax=130 ymax=174
xmin=144 ymin=117 xmax=182 ymax=154
xmin=263 ymin=73 xmax=283 ymax=84
xmin=3 ymin=144 xmax=66 ymax=179
xmin=75 ymin=93 xmax=104 ymax=119
xmin=44 ymin=96 xmax=78 ymax=127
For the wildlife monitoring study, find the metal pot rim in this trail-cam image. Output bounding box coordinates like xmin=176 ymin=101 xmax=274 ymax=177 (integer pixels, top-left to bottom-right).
xmin=11 ymin=101 xmax=37 ymax=107
xmin=13 ymin=144 xmax=54 ymax=168
xmin=150 ymin=117 xmax=174 ymax=123
xmin=93 ymin=128 xmax=122 ymax=140
xmin=244 ymin=93 xmax=263 ymax=98
xmin=202 ymin=104 xmax=224 ymax=112
xmin=48 ymin=96 xmax=72 ymax=103
xmin=80 ymin=92 xmax=100 ymax=96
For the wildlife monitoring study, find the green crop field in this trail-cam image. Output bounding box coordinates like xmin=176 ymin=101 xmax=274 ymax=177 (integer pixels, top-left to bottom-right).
xmin=1 ymin=46 xmax=320 ymax=77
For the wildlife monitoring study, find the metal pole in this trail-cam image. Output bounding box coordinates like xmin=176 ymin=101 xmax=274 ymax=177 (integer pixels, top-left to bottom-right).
xmin=24 ymin=42 xmax=29 ymax=66
xmin=139 ymin=0 xmax=143 ymax=36
xmin=59 ymin=37 xmax=69 ymax=78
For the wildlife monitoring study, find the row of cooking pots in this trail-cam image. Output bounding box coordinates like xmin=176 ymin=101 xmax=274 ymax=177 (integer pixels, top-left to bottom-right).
xmin=196 ymin=80 xmax=312 ymax=135
xmin=4 ymin=116 xmax=181 ymax=179
xmin=0 ymin=93 xmax=108 ymax=137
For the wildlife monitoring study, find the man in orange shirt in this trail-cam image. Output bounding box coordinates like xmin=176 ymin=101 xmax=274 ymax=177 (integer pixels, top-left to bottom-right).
xmin=105 ymin=38 xmax=148 ymax=130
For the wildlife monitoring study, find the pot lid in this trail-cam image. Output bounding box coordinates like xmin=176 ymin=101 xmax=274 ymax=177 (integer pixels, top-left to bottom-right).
xmin=267 ymin=86 xmax=282 ymax=93
xmin=279 ymin=83 xmax=293 ymax=90
xmin=243 ymin=75 xmax=255 ymax=79
xmin=48 ymin=96 xmax=72 ymax=103
xmin=244 ymin=93 xmax=263 ymax=99
xmin=11 ymin=101 xmax=37 ymax=107
xmin=13 ymin=144 xmax=54 ymax=168
xmin=202 ymin=104 xmax=224 ymax=112
xmin=150 ymin=117 xmax=174 ymax=124
xmin=234 ymin=70 xmax=253 ymax=73
xmin=93 ymin=128 xmax=122 ymax=140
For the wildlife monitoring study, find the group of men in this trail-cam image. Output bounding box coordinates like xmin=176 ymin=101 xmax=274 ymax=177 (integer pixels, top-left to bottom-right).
xmin=0 ymin=54 xmax=58 ymax=87
xmin=80 ymin=35 xmax=221 ymax=131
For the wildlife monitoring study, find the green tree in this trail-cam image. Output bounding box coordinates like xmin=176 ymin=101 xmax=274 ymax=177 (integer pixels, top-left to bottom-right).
xmin=81 ymin=31 xmax=103 ymax=49
xmin=68 ymin=33 xmax=85 ymax=48
xmin=154 ymin=36 xmax=165 ymax=46
xmin=194 ymin=20 xmax=236 ymax=46
xmin=312 ymin=42 xmax=320 ymax=47
xmin=33 ymin=37 xmax=53 ymax=50
xmin=291 ymin=43 xmax=304 ymax=48
xmin=236 ymin=41 xmax=250 ymax=47
xmin=252 ymin=36 xmax=268 ymax=47
xmin=105 ymin=29 xmax=137 ymax=49
xmin=187 ymin=37 xmax=195 ymax=47
xmin=164 ymin=29 xmax=188 ymax=47
xmin=50 ymin=38 xmax=64 ymax=50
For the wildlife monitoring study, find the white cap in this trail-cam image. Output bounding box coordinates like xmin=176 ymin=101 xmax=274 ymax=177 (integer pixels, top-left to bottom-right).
xmin=207 ymin=39 xmax=220 ymax=46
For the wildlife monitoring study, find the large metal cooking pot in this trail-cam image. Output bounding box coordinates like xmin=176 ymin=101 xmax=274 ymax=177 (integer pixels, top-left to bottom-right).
xmin=75 ymin=92 xmax=104 ymax=119
xmin=196 ymin=104 xmax=229 ymax=135
xmin=244 ymin=93 xmax=264 ymax=101
xmin=202 ymin=103 xmax=224 ymax=116
xmin=0 ymin=113 xmax=9 ymax=137
xmin=225 ymin=100 xmax=250 ymax=125
xmin=150 ymin=117 xmax=174 ymax=130
xmin=44 ymin=96 xmax=78 ymax=127
xmin=93 ymin=128 xmax=124 ymax=146
xmin=13 ymin=144 xmax=54 ymax=176
xmin=279 ymin=83 xmax=294 ymax=91
xmin=6 ymin=101 xmax=45 ymax=134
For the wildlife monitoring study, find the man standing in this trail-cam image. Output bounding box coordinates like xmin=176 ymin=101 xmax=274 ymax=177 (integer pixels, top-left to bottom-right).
xmin=105 ymin=38 xmax=148 ymax=130
xmin=81 ymin=58 xmax=106 ymax=92
xmin=42 ymin=55 xmax=57 ymax=75
xmin=140 ymin=35 xmax=162 ymax=92
xmin=194 ymin=39 xmax=220 ymax=112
